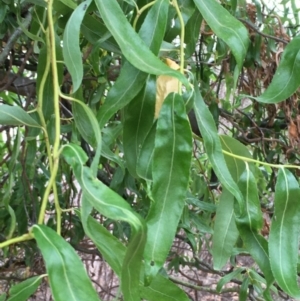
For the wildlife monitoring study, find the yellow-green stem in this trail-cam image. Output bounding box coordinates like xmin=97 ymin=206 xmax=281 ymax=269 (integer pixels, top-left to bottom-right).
xmin=172 ymin=0 xmax=185 ymax=95
xmin=222 ymin=150 xmax=300 ymax=170
xmin=133 ymin=1 xmax=156 ymax=30
xmin=0 ymin=233 xmax=32 ymax=249
xmin=37 ymin=0 xmax=62 ymax=234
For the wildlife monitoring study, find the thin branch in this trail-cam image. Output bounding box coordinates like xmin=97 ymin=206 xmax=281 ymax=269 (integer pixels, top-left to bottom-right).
xmin=238 ymin=18 xmax=289 ymax=45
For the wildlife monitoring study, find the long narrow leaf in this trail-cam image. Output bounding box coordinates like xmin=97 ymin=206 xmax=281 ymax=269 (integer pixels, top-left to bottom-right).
xmin=193 ymin=85 xmax=244 ymax=211
xmin=144 ymin=93 xmax=192 ymax=282
xmin=97 ymin=0 xmax=169 ymax=128
xmin=0 ymin=105 xmax=40 ymax=127
xmin=193 ymin=0 xmax=249 ymax=71
xmin=212 ymin=189 xmax=238 ymax=270
xmin=269 ymin=168 xmax=300 ymax=298
xmin=63 ymin=0 xmax=92 ymax=92
xmin=7 ymin=275 xmax=44 ymax=301
xmin=62 ymin=144 xmax=146 ymax=301
xmin=123 ymin=76 xmax=156 ymax=177
xmin=32 ymin=225 xmax=101 ymax=301
xmin=94 ymin=0 xmax=189 ymax=87
xmin=255 ymin=36 xmax=300 ymax=103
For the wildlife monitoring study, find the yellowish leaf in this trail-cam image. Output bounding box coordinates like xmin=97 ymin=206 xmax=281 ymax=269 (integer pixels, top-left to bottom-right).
xmin=155 ymin=59 xmax=180 ymax=119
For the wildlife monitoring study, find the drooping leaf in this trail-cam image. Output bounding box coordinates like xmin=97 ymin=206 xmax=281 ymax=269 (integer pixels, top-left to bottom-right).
xmin=97 ymin=0 xmax=169 ymax=128
xmin=7 ymin=275 xmax=43 ymax=301
xmin=238 ymin=226 xmax=274 ymax=287
xmin=94 ymin=0 xmax=189 ymax=87
xmin=63 ymin=0 xmax=92 ymax=92
xmin=72 ymin=100 xmax=101 ymax=149
xmin=269 ymin=168 xmax=300 ymax=298
xmin=255 ymin=36 xmax=300 ymax=103
xmin=193 ymin=85 xmax=244 ymax=211
xmin=144 ymin=93 xmax=192 ymax=282
xmin=136 ymin=122 xmax=156 ymax=180
xmin=32 ymin=225 xmax=101 ymax=301
xmin=123 ymin=76 xmax=156 ymax=177
xmin=220 ymin=135 xmax=252 ymax=181
xmin=79 ymin=203 xmax=126 ymax=277
xmin=0 ymin=105 xmax=41 ymax=127
xmin=212 ymin=189 xmax=238 ymax=270
xmin=61 ymin=144 xmax=146 ymax=301
xmin=237 ymin=163 xmax=263 ymax=231
xmin=193 ymin=0 xmax=249 ymax=71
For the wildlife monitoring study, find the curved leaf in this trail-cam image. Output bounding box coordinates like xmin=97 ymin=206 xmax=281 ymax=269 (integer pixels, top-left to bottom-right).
xmin=269 ymin=168 xmax=300 ymax=298
xmin=237 ymin=163 xmax=263 ymax=231
xmin=256 ymin=36 xmax=300 ymax=103
xmin=212 ymin=189 xmax=238 ymax=270
xmin=7 ymin=275 xmax=43 ymax=301
xmin=63 ymin=0 xmax=92 ymax=92
xmin=193 ymin=0 xmax=249 ymax=71
xmin=32 ymin=225 xmax=101 ymax=301
xmin=94 ymin=0 xmax=189 ymax=87
xmin=97 ymin=0 xmax=169 ymax=128
xmin=136 ymin=122 xmax=156 ymax=180
xmin=123 ymin=76 xmax=156 ymax=177
xmin=0 ymin=105 xmax=40 ymax=127
xmin=193 ymin=85 xmax=244 ymax=212
xmin=144 ymin=93 xmax=192 ymax=282
xmin=62 ymin=144 xmax=146 ymax=301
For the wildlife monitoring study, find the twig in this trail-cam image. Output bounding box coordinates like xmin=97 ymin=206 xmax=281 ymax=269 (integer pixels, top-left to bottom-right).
xmin=238 ymin=18 xmax=289 ymax=45
xmin=0 ymin=13 xmax=32 ymax=65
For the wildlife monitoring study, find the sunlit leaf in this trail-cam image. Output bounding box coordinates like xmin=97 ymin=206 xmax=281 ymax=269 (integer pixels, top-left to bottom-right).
xmin=269 ymin=168 xmax=300 ymax=298
xmin=144 ymin=93 xmax=192 ymax=282
xmin=32 ymin=225 xmax=101 ymax=301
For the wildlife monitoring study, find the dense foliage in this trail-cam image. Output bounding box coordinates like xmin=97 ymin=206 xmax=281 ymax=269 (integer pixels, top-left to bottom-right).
xmin=0 ymin=0 xmax=300 ymax=300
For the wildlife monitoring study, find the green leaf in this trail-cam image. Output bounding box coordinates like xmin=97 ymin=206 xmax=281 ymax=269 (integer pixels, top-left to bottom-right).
xmin=0 ymin=294 xmax=6 ymax=301
xmin=72 ymin=100 xmax=101 ymax=149
xmin=255 ymin=36 xmax=300 ymax=103
xmin=123 ymin=76 xmax=156 ymax=177
xmin=193 ymin=85 xmax=244 ymax=212
xmin=193 ymin=0 xmax=249 ymax=71
xmin=141 ymin=274 xmax=190 ymax=301
xmin=97 ymin=0 xmax=169 ymax=128
xmin=136 ymin=122 xmax=156 ymax=180
xmin=80 ymin=203 xmax=126 ymax=277
xmin=7 ymin=275 xmax=43 ymax=301
xmin=144 ymin=93 xmax=192 ymax=282
xmin=61 ymin=144 xmax=146 ymax=301
xmin=237 ymin=164 xmax=263 ymax=231
xmin=216 ymin=267 xmax=244 ymax=293
xmin=63 ymin=0 xmax=92 ymax=92
xmin=94 ymin=0 xmax=189 ymax=87
xmin=212 ymin=189 xmax=238 ymax=270
xmin=220 ymin=135 xmax=252 ymax=181
xmin=269 ymin=168 xmax=300 ymax=298
xmin=0 ymin=105 xmax=41 ymax=127
xmin=32 ymin=225 xmax=101 ymax=301
xmin=238 ymin=226 xmax=274 ymax=286
xmin=239 ymin=277 xmax=249 ymax=301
